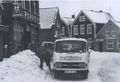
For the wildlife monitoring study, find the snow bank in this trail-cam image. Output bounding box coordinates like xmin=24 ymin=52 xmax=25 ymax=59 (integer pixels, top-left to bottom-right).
xmin=0 ymin=50 xmax=45 ymax=82
xmin=0 ymin=50 xmax=120 ymax=82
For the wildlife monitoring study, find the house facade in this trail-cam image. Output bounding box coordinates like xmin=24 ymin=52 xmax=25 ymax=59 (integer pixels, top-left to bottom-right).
xmin=71 ymin=10 xmax=114 ymax=50
xmin=61 ymin=17 xmax=74 ymax=38
xmin=2 ymin=0 xmax=39 ymax=57
xmin=0 ymin=4 xmax=8 ymax=60
xmin=39 ymin=7 xmax=69 ymax=46
xmin=96 ymin=20 xmax=120 ymax=52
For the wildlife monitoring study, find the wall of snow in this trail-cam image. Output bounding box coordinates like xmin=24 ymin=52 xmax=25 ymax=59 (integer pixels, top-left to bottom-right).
xmin=0 ymin=50 xmax=45 ymax=82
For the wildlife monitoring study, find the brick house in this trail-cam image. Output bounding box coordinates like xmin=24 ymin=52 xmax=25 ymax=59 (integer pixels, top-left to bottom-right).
xmin=2 ymin=0 xmax=39 ymax=57
xmin=71 ymin=10 xmax=114 ymax=50
xmin=96 ymin=20 xmax=120 ymax=52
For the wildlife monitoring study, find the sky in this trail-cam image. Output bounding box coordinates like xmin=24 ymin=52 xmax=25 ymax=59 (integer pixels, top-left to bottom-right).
xmin=40 ymin=0 xmax=120 ymax=21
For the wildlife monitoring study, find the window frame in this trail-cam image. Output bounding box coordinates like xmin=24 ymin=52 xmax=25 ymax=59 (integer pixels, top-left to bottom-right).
xmin=117 ymin=40 xmax=120 ymax=49
xmin=105 ymin=28 xmax=111 ymax=38
xmin=79 ymin=16 xmax=86 ymax=22
xmin=80 ymin=24 xmax=85 ymax=35
xmin=61 ymin=27 xmax=65 ymax=35
xmin=73 ymin=25 xmax=78 ymax=35
xmin=87 ymin=24 xmax=92 ymax=34
xmin=107 ymin=40 xmax=114 ymax=49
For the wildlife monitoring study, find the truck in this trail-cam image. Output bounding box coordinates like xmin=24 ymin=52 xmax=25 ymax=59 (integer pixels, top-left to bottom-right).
xmin=53 ymin=38 xmax=91 ymax=79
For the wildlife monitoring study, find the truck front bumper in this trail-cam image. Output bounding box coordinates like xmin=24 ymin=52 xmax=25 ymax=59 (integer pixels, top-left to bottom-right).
xmin=53 ymin=69 xmax=89 ymax=77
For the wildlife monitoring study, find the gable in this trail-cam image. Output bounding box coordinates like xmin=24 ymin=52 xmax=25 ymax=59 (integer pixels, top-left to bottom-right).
xmin=97 ymin=20 xmax=119 ymax=39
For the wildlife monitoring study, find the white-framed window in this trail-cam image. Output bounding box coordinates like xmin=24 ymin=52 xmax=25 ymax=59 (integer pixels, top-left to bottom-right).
xmin=107 ymin=40 xmax=114 ymax=49
xmin=117 ymin=40 xmax=120 ymax=49
xmin=80 ymin=24 xmax=85 ymax=35
xmin=87 ymin=24 xmax=92 ymax=34
xmin=61 ymin=27 xmax=65 ymax=35
xmin=73 ymin=25 xmax=78 ymax=35
xmin=79 ymin=16 xmax=86 ymax=22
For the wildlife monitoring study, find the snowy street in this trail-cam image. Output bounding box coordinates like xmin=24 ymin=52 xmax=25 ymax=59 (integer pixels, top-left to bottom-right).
xmin=0 ymin=50 xmax=120 ymax=82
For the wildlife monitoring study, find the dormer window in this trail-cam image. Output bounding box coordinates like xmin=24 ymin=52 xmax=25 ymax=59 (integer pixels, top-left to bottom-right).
xmin=79 ymin=16 xmax=86 ymax=22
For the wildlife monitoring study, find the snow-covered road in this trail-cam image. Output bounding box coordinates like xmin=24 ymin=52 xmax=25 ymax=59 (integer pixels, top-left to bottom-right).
xmin=0 ymin=50 xmax=120 ymax=82
xmin=41 ymin=51 xmax=120 ymax=82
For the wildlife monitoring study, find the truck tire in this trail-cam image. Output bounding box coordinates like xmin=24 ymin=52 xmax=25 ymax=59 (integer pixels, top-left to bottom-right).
xmin=83 ymin=70 xmax=89 ymax=79
xmin=53 ymin=71 xmax=59 ymax=79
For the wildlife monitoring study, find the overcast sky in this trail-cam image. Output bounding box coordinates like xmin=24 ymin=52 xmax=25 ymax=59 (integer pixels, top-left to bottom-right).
xmin=40 ymin=0 xmax=120 ymax=21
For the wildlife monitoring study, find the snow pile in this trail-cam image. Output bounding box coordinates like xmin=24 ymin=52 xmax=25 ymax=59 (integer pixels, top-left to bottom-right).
xmin=0 ymin=50 xmax=45 ymax=82
xmin=0 ymin=50 xmax=120 ymax=82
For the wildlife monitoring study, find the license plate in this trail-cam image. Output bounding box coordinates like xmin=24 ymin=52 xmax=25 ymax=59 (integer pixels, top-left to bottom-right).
xmin=64 ymin=70 xmax=77 ymax=73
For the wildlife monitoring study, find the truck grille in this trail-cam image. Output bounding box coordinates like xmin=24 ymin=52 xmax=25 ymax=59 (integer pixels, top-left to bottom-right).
xmin=55 ymin=62 xmax=86 ymax=69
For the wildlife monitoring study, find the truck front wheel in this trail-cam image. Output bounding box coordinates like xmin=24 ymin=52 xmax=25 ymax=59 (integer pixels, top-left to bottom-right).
xmin=83 ymin=70 xmax=89 ymax=79
xmin=53 ymin=71 xmax=60 ymax=79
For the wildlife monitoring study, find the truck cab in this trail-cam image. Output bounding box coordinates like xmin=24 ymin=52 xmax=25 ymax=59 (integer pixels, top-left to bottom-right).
xmin=53 ymin=38 xmax=90 ymax=79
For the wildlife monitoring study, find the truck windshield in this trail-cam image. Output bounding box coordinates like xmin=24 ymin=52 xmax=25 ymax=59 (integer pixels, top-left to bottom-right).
xmin=55 ymin=40 xmax=86 ymax=53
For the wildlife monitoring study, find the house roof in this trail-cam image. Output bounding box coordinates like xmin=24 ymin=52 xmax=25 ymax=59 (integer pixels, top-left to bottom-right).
xmin=83 ymin=10 xmax=114 ymax=23
xmin=97 ymin=19 xmax=120 ymax=37
xmin=40 ymin=7 xmax=59 ymax=29
xmin=61 ymin=17 xmax=74 ymax=25
xmin=113 ymin=21 xmax=120 ymax=28
xmin=72 ymin=10 xmax=114 ymax=25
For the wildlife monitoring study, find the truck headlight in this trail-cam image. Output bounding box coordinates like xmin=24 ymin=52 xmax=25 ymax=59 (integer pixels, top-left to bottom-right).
xmin=78 ymin=62 xmax=86 ymax=68
xmin=55 ymin=62 xmax=62 ymax=68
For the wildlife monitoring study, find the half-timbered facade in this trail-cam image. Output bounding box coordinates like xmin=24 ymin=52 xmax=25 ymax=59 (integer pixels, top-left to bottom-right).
xmin=71 ymin=10 xmax=114 ymax=50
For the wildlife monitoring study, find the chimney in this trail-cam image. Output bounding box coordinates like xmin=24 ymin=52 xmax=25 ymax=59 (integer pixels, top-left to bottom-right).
xmin=72 ymin=15 xmax=75 ymax=18
xmin=99 ymin=10 xmax=103 ymax=12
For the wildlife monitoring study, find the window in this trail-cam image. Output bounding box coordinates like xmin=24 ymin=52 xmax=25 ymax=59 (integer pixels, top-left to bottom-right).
xmin=105 ymin=28 xmax=111 ymax=38
xmin=79 ymin=16 xmax=86 ymax=22
xmin=87 ymin=38 xmax=93 ymax=48
xmin=87 ymin=24 xmax=92 ymax=34
xmin=107 ymin=40 xmax=114 ymax=49
xmin=73 ymin=25 xmax=78 ymax=35
xmin=61 ymin=27 xmax=65 ymax=35
xmin=112 ymin=28 xmax=116 ymax=37
xmin=117 ymin=40 xmax=120 ymax=49
xmin=80 ymin=24 xmax=85 ymax=35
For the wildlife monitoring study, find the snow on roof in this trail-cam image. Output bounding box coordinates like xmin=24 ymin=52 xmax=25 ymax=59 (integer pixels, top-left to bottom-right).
xmin=82 ymin=10 xmax=114 ymax=23
xmin=61 ymin=17 xmax=74 ymax=25
xmin=113 ymin=21 xmax=120 ymax=28
xmin=55 ymin=38 xmax=87 ymax=43
xmin=40 ymin=7 xmax=59 ymax=29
